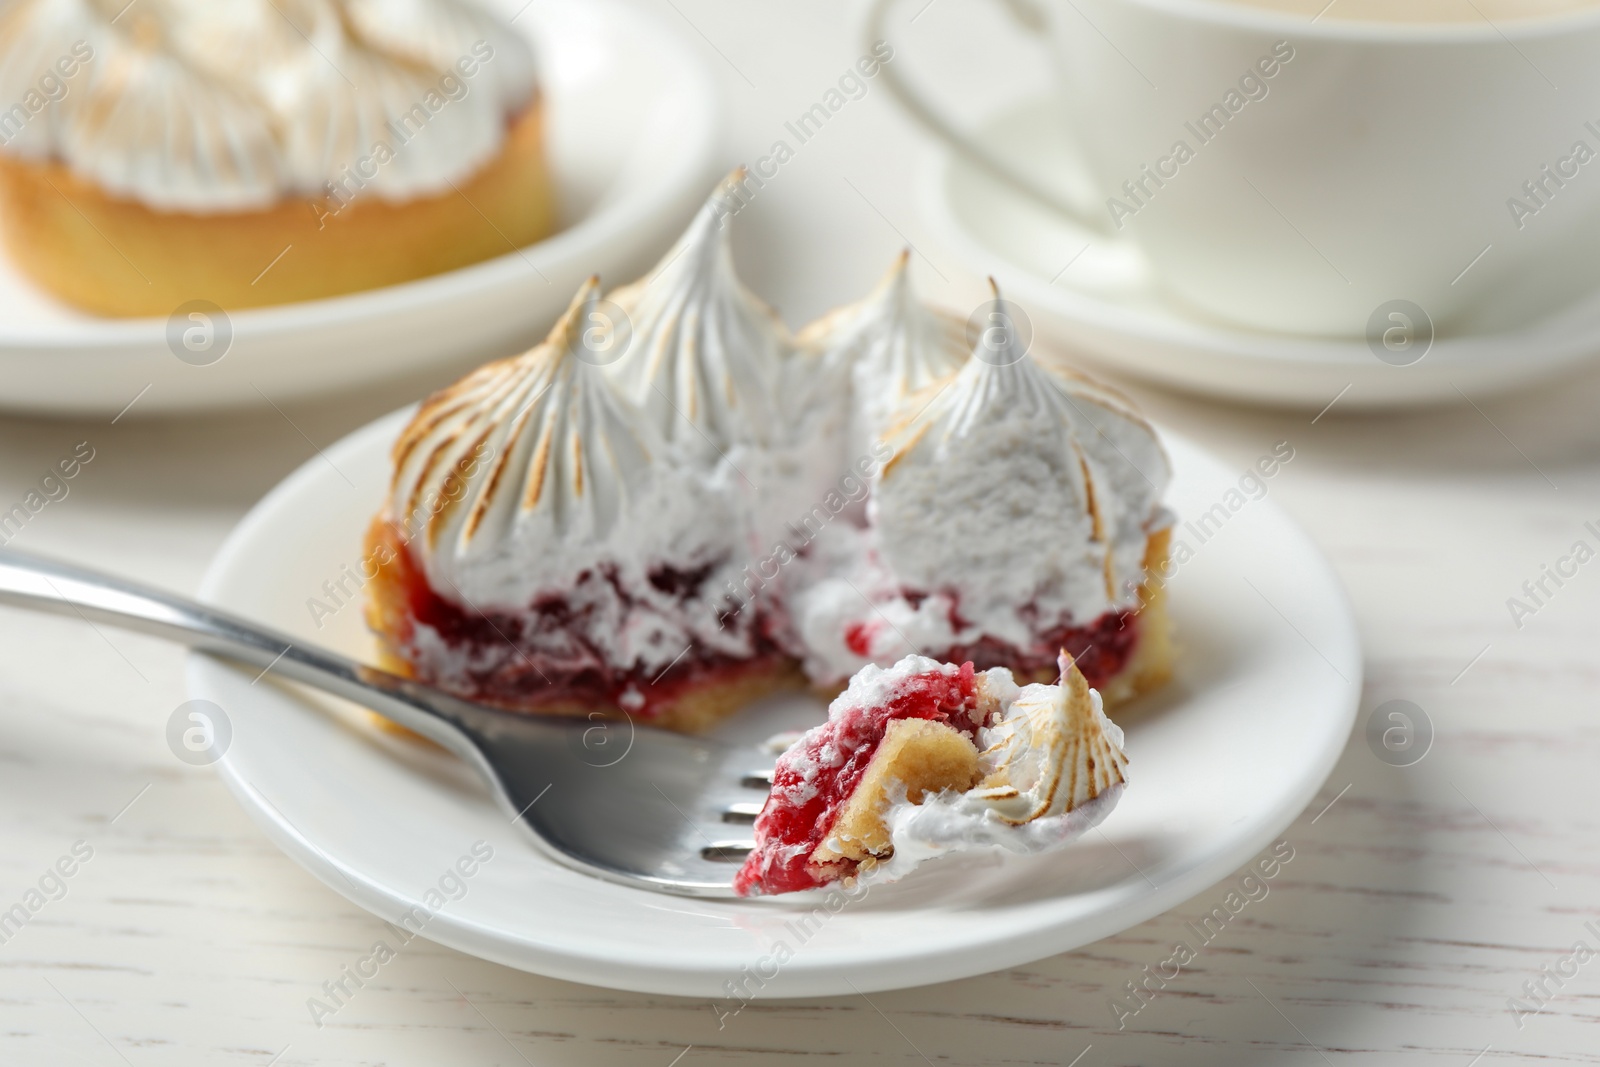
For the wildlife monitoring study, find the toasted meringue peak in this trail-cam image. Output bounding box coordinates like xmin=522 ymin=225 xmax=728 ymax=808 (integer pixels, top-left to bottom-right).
xmin=968 ymin=653 xmax=1128 ymax=824
xmin=871 ymin=285 xmax=1171 ymax=646
xmin=842 ymin=655 xmax=1130 ymax=887
xmin=388 ymin=278 xmax=654 ymax=574
xmin=58 ymin=22 xmax=288 ymax=211
xmin=0 ymin=0 xmax=538 ymax=212
xmin=796 ymin=250 xmax=968 ymax=452
xmin=384 ymin=277 xmax=772 ymax=675
xmin=604 ymin=172 xmax=793 ymax=461
xmin=344 ymin=0 xmax=538 ymax=112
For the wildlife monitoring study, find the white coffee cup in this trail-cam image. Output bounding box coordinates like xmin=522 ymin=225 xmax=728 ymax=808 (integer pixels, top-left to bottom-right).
xmin=869 ymin=0 xmax=1600 ymax=339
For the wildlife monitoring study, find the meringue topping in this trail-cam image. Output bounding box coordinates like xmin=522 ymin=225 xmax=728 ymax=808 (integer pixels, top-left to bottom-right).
xmin=790 ymin=284 xmax=1171 ymax=683
xmin=381 ymin=197 xmax=1171 ymax=694
xmin=875 ymin=285 xmax=1169 ymax=635
xmin=796 ymin=249 xmax=968 ymax=457
xmin=968 ymin=652 xmax=1128 ymax=824
xmin=344 ymin=0 xmax=537 ymax=112
xmin=390 ymin=278 xmax=652 ymax=576
xmin=0 ymin=0 xmax=538 ymax=212
xmin=386 ymin=278 xmax=765 ymax=672
xmin=604 ymin=173 xmax=794 ymax=463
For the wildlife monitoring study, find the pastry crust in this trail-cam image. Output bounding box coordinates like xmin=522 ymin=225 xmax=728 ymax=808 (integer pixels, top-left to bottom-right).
xmin=361 ymin=516 xmax=801 ymax=735
xmin=1105 ymin=527 xmax=1177 ymax=707
xmin=0 ymin=101 xmax=555 ymax=317
xmin=814 ymin=717 xmax=980 ymax=868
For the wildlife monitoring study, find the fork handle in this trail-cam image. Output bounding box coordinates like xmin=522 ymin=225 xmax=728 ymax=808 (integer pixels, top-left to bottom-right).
xmin=0 ymin=546 xmax=486 ymax=758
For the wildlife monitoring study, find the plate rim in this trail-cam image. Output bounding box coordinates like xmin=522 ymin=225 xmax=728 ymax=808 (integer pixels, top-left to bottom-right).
xmin=190 ymin=406 xmax=1364 ymax=998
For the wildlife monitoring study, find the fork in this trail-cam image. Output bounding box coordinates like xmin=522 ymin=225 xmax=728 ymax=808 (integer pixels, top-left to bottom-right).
xmin=0 ymin=548 xmax=777 ymax=898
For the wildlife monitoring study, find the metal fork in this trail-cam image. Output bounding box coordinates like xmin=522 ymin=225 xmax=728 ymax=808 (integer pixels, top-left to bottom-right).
xmin=0 ymin=548 xmax=777 ymax=898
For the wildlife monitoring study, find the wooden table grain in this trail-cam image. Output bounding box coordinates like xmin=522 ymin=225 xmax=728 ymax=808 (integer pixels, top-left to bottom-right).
xmin=2 ymin=2 xmax=1597 ymax=1063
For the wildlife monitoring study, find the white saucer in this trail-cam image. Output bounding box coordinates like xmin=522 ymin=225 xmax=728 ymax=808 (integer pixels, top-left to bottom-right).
xmin=187 ymin=406 xmax=1361 ymax=997
xmin=0 ymin=0 xmax=717 ymax=418
xmin=921 ymin=97 xmax=1600 ymax=410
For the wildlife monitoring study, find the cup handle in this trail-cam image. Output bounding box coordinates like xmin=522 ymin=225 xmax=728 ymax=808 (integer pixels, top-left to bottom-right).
xmin=866 ymin=0 xmax=1114 ymax=236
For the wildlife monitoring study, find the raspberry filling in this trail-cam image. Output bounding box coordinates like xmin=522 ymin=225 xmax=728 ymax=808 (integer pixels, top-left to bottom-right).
xmin=733 ymin=662 xmax=981 ymax=896
xmin=846 ymin=599 xmax=1141 ymax=689
xmin=387 ymin=541 xmax=784 ymax=717
xmin=940 ymin=608 xmax=1140 ymax=689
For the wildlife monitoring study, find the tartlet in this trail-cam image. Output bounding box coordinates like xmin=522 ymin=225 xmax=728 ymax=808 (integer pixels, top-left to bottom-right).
xmin=362 ymin=176 xmax=1176 ymax=891
xmin=0 ymin=0 xmax=554 ymax=315
xmin=363 ymin=175 xmax=1175 ymax=728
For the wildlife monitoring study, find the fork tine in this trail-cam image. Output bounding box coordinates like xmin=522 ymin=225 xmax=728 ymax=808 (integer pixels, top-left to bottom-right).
xmin=721 ymin=801 xmax=764 ymax=823
xmin=700 ymin=842 xmax=755 ymax=862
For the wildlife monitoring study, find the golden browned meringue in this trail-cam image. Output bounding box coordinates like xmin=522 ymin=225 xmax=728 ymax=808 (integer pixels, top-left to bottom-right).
xmin=0 ymin=0 xmax=540 ymax=211
xmin=386 ymin=277 xmax=660 ymax=601
xmin=603 ymin=173 xmax=795 ymax=462
xmin=969 ymin=653 xmax=1129 ymax=824
xmin=786 ymin=281 xmax=1173 ymax=687
xmin=372 ymin=276 xmax=779 ymax=699
xmin=796 ymin=249 xmax=969 ymax=456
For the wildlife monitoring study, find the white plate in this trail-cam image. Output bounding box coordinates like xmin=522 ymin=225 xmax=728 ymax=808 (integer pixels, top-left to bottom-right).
xmin=921 ymin=96 xmax=1600 ymax=410
xmin=189 ymin=408 xmax=1361 ymax=998
xmin=0 ymin=0 xmax=717 ymax=417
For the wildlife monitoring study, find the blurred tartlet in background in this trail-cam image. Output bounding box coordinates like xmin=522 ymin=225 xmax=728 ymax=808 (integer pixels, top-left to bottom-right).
xmin=0 ymin=0 xmax=555 ymax=316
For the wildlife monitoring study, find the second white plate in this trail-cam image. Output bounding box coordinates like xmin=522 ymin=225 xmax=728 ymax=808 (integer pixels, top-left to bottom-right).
xmin=0 ymin=0 xmax=718 ymax=417
xmin=188 ymin=407 xmax=1361 ymax=997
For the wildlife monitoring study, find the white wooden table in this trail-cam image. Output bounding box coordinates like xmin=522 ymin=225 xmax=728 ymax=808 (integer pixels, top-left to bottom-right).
xmin=2 ymin=2 xmax=1597 ymax=1063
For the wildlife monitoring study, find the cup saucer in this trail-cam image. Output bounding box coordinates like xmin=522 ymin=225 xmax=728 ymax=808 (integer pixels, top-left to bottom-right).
xmin=918 ymin=96 xmax=1600 ymax=411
